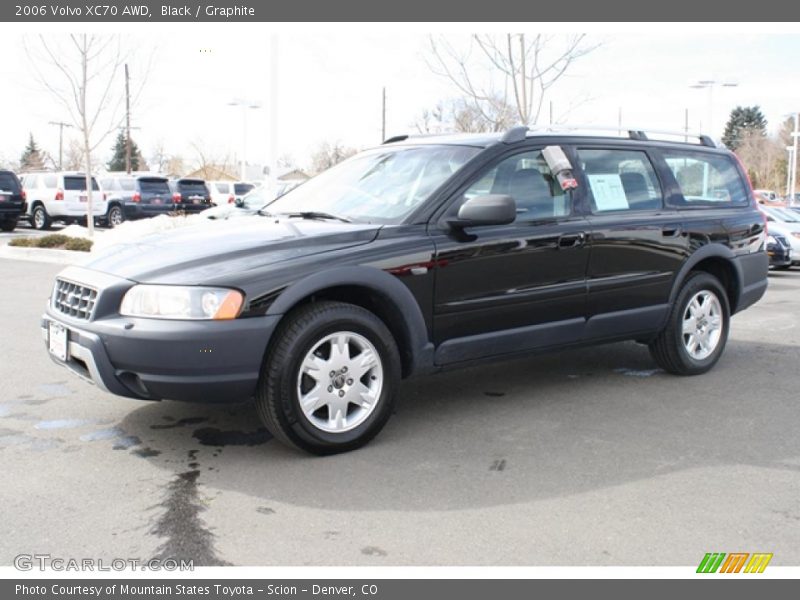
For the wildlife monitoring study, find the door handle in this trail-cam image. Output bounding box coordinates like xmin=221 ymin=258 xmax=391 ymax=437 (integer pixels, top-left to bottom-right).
xmin=558 ymin=232 xmax=586 ymax=248
xmin=661 ymin=225 xmax=682 ymax=237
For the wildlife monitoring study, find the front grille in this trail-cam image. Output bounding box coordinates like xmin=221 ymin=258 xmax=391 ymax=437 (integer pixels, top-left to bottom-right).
xmin=52 ymin=278 xmax=98 ymax=320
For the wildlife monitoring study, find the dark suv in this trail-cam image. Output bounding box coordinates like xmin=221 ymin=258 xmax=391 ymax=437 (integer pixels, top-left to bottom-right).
xmin=0 ymin=170 xmax=26 ymax=232
xmin=42 ymin=127 xmax=768 ymax=454
xmin=101 ymin=175 xmax=173 ymax=227
xmin=168 ymin=178 xmax=213 ymax=214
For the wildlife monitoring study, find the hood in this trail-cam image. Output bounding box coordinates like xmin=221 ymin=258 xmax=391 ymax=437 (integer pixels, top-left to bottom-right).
xmin=84 ymin=216 xmax=380 ymax=284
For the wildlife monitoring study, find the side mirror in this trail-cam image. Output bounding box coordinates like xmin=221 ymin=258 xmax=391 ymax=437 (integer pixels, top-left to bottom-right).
xmin=448 ymin=194 xmax=516 ymax=229
xmin=234 ymin=197 xmax=245 ymax=207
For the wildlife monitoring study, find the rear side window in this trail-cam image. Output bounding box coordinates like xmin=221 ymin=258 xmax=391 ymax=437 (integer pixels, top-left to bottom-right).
xmin=43 ymin=175 xmax=57 ymax=188
xmin=0 ymin=172 xmax=21 ymax=193
xmin=139 ymin=178 xmax=169 ymax=193
xmin=64 ymin=176 xmax=99 ymax=191
xmin=463 ymin=150 xmax=569 ymax=222
xmin=661 ymin=151 xmax=748 ymax=207
xmin=577 ymin=149 xmax=663 ymax=213
xmin=215 ymin=182 xmax=230 ymax=193
xmin=119 ymin=179 xmax=136 ymax=191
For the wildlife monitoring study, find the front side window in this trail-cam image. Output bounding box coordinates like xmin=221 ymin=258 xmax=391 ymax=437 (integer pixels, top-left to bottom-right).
xmin=662 ymin=151 xmax=748 ymax=207
xmin=462 ymin=150 xmax=569 ymax=222
xmin=577 ymin=148 xmax=663 ymax=213
xmin=267 ymin=144 xmax=480 ymax=223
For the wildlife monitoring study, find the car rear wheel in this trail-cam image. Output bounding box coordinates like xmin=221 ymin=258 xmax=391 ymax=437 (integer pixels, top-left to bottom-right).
xmin=255 ymin=301 xmax=400 ymax=455
xmin=107 ymin=205 xmax=124 ymax=228
xmin=649 ymin=272 xmax=730 ymax=376
xmin=32 ymin=205 xmax=51 ymax=230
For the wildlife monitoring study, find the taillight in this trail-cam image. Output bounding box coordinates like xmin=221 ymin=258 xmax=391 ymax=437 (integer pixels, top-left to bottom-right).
xmin=132 ymin=192 xmax=141 ymax=203
xmin=228 ymin=195 xmax=235 ymax=204
xmin=173 ymin=192 xmax=181 ymax=203
xmin=55 ymin=189 xmax=64 ymax=201
xmin=21 ymin=190 xmax=26 ymax=201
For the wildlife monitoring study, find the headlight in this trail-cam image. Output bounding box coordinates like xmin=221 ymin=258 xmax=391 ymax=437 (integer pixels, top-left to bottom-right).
xmin=120 ymin=285 xmax=244 ymax=320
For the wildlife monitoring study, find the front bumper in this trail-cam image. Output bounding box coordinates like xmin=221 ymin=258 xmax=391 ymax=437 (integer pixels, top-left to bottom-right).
xmin=41 ymin=267 xmax=280 ymax=402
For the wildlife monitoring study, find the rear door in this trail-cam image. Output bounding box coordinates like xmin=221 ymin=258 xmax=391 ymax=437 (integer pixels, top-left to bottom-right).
xmin=63 ymin=175 xmax=103 ymax=214
xmin=0 ymin=172 xmax=25 ymax=218
xmin=137 ymin=177 xmax=172 ymax=215
xmin=575 ymin=145 xmax=688 ymax=339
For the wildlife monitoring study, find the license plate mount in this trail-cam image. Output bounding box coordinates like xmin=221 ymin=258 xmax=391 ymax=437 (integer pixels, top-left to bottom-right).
xmin=48 ymin=322 xmax=69 ymax=362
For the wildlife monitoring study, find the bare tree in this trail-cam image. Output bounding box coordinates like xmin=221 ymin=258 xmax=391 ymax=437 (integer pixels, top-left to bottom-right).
xmin=309 ymin=141 xmax=357 ymax=175
xmin=24 ymin=34 xmax=150 ymax=235
xmin=414 ymin=97 xmax=515 ymax=134
xmin=189 ymin=141 xmax=236 ymax=180
xmin=427 ymin=34 xmax=597 ymax=128
xmin=736 ymin=128 xmax=786 ymax=190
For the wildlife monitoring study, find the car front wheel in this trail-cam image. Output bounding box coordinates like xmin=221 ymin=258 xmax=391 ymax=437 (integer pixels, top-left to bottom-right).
xmin=256 ymin=301 xmax=401 ymax=455
xmin=649 ymin=272 xmax=730 ymax=375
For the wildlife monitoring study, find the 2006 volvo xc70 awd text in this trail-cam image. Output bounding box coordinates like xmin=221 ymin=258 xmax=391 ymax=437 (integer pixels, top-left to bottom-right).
xmin=42 ymin=126 xmax=769 ymax=454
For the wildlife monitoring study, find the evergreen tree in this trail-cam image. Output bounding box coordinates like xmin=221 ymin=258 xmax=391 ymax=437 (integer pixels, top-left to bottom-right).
xmin=20 ymin=133 xmax=46 ymax=171
xmin=107 ymin=131 xmax=141 ymax=172
xmin=722 ymin=106 xmax=767 ymax=150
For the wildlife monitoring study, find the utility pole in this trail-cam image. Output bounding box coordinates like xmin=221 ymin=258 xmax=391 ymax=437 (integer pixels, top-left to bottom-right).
xmin=125 ymin=63 xmax=132 ymax=174
xmin=684 ymin=108 xmax=689 ymax=142
xmin=48 ymin=121 xmax=73 ymax=170
xmin=381 ymin=87 xmax=386 ymax=141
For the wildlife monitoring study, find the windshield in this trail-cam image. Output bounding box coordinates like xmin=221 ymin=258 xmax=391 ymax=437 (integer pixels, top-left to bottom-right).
xmin=266 ymin=145 xmax=480 ymax=223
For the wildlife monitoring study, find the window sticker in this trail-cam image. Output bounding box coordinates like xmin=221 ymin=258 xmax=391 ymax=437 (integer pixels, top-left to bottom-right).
xmin=587 ymin=173 xmax=629 ymax=211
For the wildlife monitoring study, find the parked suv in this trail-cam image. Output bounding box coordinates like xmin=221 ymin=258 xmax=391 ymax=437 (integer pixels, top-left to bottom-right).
xmin=208 ymin=180 xmax=255 ymax=205
xmin=0 ymin=170 xmax=26 ymax=232
xmin=101 ymin=175 xmax=173 ymax=227
xmin=42 ymin=127 xmax=768 ymax=454
xmin=168 ymin=178 xmax=212 ymax=214
xmin=23 ymin=172 xmax=106 ymax=230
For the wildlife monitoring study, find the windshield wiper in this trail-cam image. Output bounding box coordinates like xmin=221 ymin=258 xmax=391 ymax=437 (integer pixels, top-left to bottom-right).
xmin=280 ymin=211 xmax=352 ymax=223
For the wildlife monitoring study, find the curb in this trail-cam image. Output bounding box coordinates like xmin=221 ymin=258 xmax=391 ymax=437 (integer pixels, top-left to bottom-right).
xmin=0 ymin=245 xmax=89 ymax=265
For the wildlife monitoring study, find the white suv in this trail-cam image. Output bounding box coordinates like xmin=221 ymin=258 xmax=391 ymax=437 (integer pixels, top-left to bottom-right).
xmin=21 ymin=172 xmax=107 ymax=230
xmin=207 ymin=180 xmax=255 ymax=206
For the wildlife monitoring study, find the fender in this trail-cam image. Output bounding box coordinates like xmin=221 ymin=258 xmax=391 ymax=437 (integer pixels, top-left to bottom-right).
xmin=667 ymin=243 xmax=742 ymax=310
xmin=266 ymin=266 xmax=435 ymax=377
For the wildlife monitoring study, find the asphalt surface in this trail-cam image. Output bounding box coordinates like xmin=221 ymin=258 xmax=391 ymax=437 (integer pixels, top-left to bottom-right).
xmin=1 ymin=257 xmax=799 ymax=566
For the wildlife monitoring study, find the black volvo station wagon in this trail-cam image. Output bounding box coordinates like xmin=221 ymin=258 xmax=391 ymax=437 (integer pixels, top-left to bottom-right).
xmin=42 ymin=126 xmax=768 ymax=454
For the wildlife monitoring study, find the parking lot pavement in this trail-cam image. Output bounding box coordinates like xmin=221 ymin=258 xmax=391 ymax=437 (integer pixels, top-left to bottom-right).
xmin=1 ymin=257 xmax=799 ymax=567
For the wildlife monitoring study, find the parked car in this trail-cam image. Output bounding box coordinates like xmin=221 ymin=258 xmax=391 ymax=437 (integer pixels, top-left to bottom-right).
xmin=207 ymin=180 xmax=255 ymax=205
xmin=101 ymin=175 xmax=173 ymax=227
xmin=760 ymin=206 xmax=800 ymax=266
xmin=0 ymin=170 xmax=26 ymax=232
xmin=201 ymin=186 xmax=270 ymax=220
xmin=767 ymin=233 xmax=792 ymax=269
xmin=168 ymin=178 xmax=212 ymax=215
xmin=754 ymin=189 xmax=781 ymax=203
xmin=22 ymin=171 xmax=106 ymax=230
xmin=42 ymin=126 xmax=768 ymax=455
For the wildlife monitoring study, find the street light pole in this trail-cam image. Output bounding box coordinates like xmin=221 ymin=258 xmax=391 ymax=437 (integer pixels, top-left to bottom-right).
xmin=791 ymin=112 xmax=799 ymax=199
xmin=228 ymin=99 xmax=261 ymax=181
xmin=689 ymin=80 xmax=738 ymax=135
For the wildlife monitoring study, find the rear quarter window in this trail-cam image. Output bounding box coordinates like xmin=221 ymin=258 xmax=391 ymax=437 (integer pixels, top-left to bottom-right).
xmin=661 ymin=150 xmax=749 ymax=208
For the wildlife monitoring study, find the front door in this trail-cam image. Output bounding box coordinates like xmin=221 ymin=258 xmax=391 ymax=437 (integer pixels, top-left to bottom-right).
xmin=430 ymin=147 xmax=591 ymax=365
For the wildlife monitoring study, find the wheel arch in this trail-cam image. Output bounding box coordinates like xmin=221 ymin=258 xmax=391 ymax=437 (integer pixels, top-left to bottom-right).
xmin=669 ymin=245 xmax=742 ymax=314
xmin=264 ymin=267 xmax=434 ymax=378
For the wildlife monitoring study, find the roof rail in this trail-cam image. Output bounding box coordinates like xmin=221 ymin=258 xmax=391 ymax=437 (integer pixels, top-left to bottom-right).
xmin=383 ymin=134 xmax=409 ymax=144
xmin=501 ymin=126 xmax=529 ymax=144
xmin=524 ymin=124 xmax=719 ymax=147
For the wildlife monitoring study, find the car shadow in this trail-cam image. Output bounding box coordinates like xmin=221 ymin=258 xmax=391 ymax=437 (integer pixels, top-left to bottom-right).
xmin=115 ymin=336 xmax=800 ymax=512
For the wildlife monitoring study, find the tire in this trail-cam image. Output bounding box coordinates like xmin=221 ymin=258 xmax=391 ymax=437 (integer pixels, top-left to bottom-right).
xmin=32 ymin=205 xmax=51 ymax=231
xmin=107 ymin=205 xmax=124 ymax=228
xmin=0 ymin=220 xmax=15 ymax=232
xmin=649 ymin=272 xmax=730 ymax=376
xmin=255 ymin=301 xmax=401 ymax=455
xmin=774 ymin=265 xmax=792 ymax=271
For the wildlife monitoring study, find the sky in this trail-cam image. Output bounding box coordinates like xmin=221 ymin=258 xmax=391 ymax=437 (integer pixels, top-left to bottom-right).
xmin=0 ymin=26 xmax=798 ymax=177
